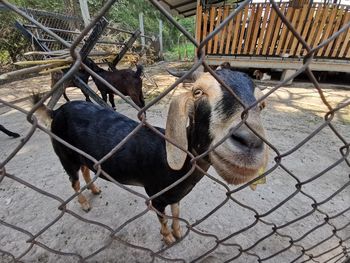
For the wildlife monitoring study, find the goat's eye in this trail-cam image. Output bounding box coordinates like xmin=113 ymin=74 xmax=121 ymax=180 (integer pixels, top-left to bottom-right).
xmin=193 ymin=89 xmax=203 ymax=98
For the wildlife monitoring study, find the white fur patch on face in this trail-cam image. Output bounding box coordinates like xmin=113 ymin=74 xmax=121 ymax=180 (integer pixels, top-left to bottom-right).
xmin=210 ymin=107 xmax=242 ymax=147
xmin=193 ymin=73 xmax=223 ymax=108
xmin=192 ymin=71 xmax=268 ymax=185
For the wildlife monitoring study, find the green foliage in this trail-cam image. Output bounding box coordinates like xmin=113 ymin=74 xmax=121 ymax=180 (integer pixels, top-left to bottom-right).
xmin=164 ymin=42 xmax=195 ymax=62
xmin=8 ymin=0 xmax=65 ymax=12
xmin=0 ymin=0 xmax=195 ymax=67
xmin=87 ymin=0 xmax=195 ymax=51
xmin=0 ymin=10 xmax=30 ymax=65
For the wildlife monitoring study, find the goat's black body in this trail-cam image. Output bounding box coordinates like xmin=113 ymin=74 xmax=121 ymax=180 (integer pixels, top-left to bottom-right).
xmin=51 ymin=101 xmax=204 ymax=212
xmin=0 ymin=124 xmax=20 ymax=138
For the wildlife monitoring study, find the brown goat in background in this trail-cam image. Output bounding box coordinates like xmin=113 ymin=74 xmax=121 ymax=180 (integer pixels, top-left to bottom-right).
xmin=51 ymin=59 xmax=144 ymax=109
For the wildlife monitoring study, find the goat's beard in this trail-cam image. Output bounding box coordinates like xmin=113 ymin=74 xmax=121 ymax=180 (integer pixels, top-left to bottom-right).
xmin=209 ymin=146 xmax=268 ymax=185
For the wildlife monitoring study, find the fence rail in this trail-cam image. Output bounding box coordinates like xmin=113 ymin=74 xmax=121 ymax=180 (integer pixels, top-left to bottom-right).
xmin=0 ymin=0 xmax=349 ymax=262
xmin=197 ymin=2 xmax=350 ymax=59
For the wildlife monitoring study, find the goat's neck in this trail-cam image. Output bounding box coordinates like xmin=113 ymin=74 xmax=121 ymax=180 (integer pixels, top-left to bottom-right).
xmin=187 ymin=127 xmax=211 ymax=174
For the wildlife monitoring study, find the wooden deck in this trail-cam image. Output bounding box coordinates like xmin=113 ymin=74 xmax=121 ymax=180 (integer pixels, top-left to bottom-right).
xmin=196 ymin=2 xmax=350 ymax=72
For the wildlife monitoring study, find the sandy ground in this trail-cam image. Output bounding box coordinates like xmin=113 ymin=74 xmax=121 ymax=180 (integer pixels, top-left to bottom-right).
xmin=0 ymin=63 xmax=349 ymax=263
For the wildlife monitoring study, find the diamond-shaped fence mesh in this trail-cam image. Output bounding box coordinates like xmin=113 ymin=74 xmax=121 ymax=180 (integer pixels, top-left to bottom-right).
xmin=0 ymin=0 xmax=349 ymax=262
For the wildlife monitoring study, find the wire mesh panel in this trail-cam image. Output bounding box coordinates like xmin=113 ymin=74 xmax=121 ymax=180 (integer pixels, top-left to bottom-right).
xmin=0 ymin=0 xmax=349 ymax=262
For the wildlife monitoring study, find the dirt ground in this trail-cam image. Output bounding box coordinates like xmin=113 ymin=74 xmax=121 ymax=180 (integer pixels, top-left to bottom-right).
xmin=0 ymin=63 xmax=349 ymax=263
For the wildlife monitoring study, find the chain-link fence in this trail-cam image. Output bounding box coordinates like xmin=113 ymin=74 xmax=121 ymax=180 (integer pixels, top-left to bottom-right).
xmin=0 ymin=0 xmax=349 ymax=262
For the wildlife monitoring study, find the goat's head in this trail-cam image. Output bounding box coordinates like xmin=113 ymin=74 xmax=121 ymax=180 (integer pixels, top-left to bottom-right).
xmin=253 ymin=69 xmax=263 ymax=80
xmin=165 ymin=68 xmax=268 ymax=185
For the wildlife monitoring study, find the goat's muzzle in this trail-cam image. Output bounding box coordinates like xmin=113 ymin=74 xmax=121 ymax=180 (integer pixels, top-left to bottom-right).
xmin=209 ymin=115 xmax=268 ymax=185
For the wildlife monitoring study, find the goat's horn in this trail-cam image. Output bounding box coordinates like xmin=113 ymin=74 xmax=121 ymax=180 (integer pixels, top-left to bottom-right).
xmin=167 ymin=65 xmax=204 ymax=81
xmin=166 ymin=68 xmax=188 ymax=78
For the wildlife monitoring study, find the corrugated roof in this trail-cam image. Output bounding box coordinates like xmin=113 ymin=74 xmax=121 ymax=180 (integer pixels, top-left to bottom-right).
xmin=159 ymin=0 xmax=225 ymax=17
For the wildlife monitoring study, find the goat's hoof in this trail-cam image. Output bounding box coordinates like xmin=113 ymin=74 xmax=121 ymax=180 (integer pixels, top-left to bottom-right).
xmin=91 ymin=185 xmax=101 ymax=195
xmin=172 ymin=227 xmax=182 ymax=240
xmin=80 ymin=201 xmax=91 ymax=212
xmin=163 ymin=233 xmax=176 ymax=245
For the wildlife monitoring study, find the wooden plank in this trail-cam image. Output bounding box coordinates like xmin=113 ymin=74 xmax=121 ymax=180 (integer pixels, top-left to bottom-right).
xmin=237 ymin=5 xmax=249 ymax=54
xmin=243 ymin=4 xmax=256 ymax=54
xmin=262 ymin=5 xmax=277 ymax=55
xmin=290 ymin=4 xmax=309 ymax=56
xmin=331 ymin=11 xmax=350 ymax=57
xmin=325 ymin=7 xmax=346 ymax=57
xmin=207 ymin=6 xmax=216 ymax=54
xmin=249 ymin=4 xmax=263 ymax=54
xmin=296 ymin=5 xmax=315 ymax=56
xmin=312 ymin=5 xmax=330 ymax=50
xmin=213 ymin=7 xmax=222 ymax=54
xmin=231 ymin=9 xmax=243 ymax=54
xmin=224 ymin=7 xmax=234 ymax=54
xmin=196 ymin=4 xmax=202 ymax=49
xmin=219 ymin=6 xmax=230 ymax=54
xmin=202 ymin=11 xmax=209 ymax=53
xmin=339 ymin=25 xmax=350 ymax=57
xmin=317 ymin=5 xmax=339 ymax=56
xmin=282 ymin=8 xmax=300 ymax=55
xmin=268 ymin=4 xmax=286 ymax=55
xmin=109 ymin=30 xmax=140 ymax=69
xmin=276 ymin=5 xmax=294 ymax=55
xmin=256 ymin=4 xmax=271 ymax=55
xmin=346 ymin=41 xmax=350 ymax=58
xmin=304 ymin=4 xmax=325 ymax=56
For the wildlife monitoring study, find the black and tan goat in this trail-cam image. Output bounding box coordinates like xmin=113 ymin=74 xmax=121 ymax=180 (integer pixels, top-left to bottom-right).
xmin=51 ymin=60 xmax=144 ymax=109
xmin=34 ymin=68 xmax=268 ymax=245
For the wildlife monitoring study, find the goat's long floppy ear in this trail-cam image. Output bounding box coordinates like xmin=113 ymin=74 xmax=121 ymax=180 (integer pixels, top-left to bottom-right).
xmin=166 ymin=92 xmax=194 ymax=170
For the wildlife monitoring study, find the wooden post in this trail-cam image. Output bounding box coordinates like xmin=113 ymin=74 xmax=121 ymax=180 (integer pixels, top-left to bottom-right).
xmin=159 ymin=19 xmax=163 ymax=57
xmin=139 ymin=12 xmax=145 ymax=50
xmin=79 ymin=0 xmax=91 ymax=27
xmin=195 ymin=0 xmax=202 ymax=60
xmin=109 ymin=30 xmax=141 ymax=70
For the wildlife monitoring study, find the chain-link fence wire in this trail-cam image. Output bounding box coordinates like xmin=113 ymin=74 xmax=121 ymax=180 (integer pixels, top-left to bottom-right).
xmin=0 ymin=0 xmax=349 ymax=262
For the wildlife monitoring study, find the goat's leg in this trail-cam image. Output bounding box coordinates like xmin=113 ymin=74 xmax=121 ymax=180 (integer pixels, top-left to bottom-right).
xmin=80 ymin=166 xmax=101 ymax=195
xmin=153 ymin=202 xmax=176 ymax=245
xmin=54 ymin=146 xmax=91 ymax=212
xmin=171 ymin=203 xmax=182 ymax=239
xmin=158 ymin=215 xmax=176 ymax=245
xmin=81 ymin=90 xmax=91 ymax=102
xmin=72 ymin=179 xmax=91 ymax=212
xmin=101 ymin=91 xmax=108 ymax=103
xmin=108 ymin=93 xmax=116 ymax=110
xmin=63 ymin=90 xmax=70 ymax=102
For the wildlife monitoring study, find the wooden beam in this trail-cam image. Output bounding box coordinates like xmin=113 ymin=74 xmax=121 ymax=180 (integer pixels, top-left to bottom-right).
xmin=230 ymin=9 xmax=243 ymax=55
xmin=256 ymin=4 xmax=270 ymax=55
xmin=212 ymin=7 xmax=222 ymax=54
xmin=269 ymin=4 xmax=286 ymax=56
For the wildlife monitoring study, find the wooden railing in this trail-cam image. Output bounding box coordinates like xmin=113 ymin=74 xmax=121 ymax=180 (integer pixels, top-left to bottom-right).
xmin=196 ymin=2 xmax=350 ymax=59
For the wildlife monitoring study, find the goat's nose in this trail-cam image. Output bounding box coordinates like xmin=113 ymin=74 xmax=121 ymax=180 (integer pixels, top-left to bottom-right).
xmin=230 ymin=129 xmax=264 ymax=150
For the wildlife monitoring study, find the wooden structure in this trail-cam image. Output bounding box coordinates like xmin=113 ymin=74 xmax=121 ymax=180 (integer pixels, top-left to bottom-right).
xmin=195 ymin=1 xmax=350 ymax=73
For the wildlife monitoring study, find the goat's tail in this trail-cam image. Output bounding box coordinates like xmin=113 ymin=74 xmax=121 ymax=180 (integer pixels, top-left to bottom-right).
xmin=135 ymin=64 xmax=143 ymax=78
xmin=31 ymin=93 xmax=53 ymax=128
